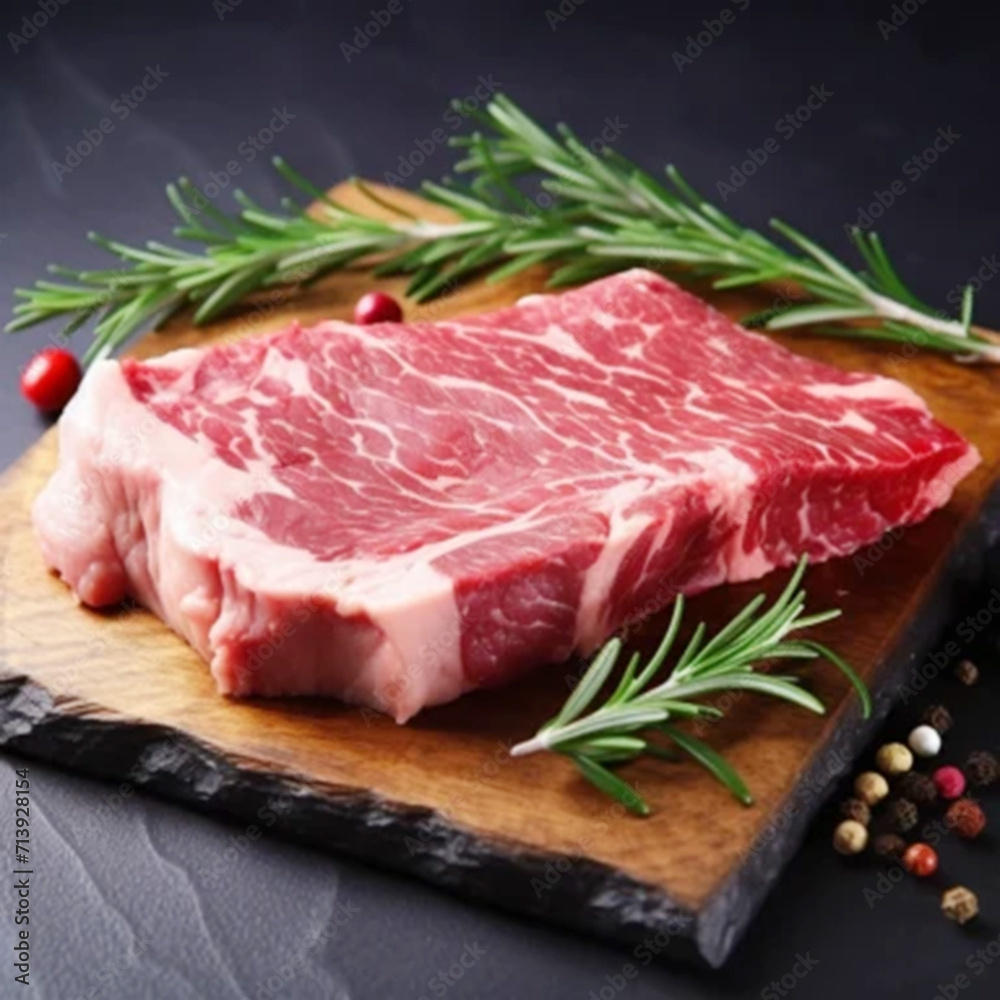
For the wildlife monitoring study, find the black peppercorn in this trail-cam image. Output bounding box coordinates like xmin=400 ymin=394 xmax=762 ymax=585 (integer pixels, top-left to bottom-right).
xmin=954 ymin=659 xmax=979 ymax=686
xmin=888 ymin=798 xmax=919 ymax=833
xmin=896 ymin=771 xmax=937 ymax=806
xmin=966 ymin=750 xmax=999 ymax=788
xmin=922 ymin=704 xmax=953 ymax=734
xmin=840 ymin=797 xmax=872 ymax=826
xmin=873 ymin=833 xmax=906 ymax=861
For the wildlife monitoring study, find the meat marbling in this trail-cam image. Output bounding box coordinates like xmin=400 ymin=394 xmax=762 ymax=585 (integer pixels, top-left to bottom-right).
xmin=33 ymin=270 xmax=980 ymax=721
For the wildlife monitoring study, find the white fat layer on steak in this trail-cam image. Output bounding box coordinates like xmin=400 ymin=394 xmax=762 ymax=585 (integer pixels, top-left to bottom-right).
xmin=803 ymin=376 xmax=927 ymax=407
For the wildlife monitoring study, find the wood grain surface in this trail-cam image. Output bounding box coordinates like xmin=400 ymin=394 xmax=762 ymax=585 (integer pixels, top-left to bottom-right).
xmin=1 ymin=183 xmax=998 ymax=965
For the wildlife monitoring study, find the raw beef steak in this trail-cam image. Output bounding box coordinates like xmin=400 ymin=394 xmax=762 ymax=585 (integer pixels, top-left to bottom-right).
xmin=33 ymin=270 xmax=979 ymax=721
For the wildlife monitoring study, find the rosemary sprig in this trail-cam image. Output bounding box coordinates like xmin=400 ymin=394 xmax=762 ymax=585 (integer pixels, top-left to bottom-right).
xmin=510 ymin=557 xmax=871 ymax=817
xmin=8 ymin=95 xmax=998 ymax=363
xmin=7 ymin=169 xmax=423 ymax=364
xmin=451 ymin=97 xmax=996 ymax=360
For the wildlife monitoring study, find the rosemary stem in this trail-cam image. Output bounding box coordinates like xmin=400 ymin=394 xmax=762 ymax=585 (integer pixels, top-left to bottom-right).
xmin=863 ymin=289 xmax=972 ymax=339
xmin=510 ymin=734 xmax=550 ymax=758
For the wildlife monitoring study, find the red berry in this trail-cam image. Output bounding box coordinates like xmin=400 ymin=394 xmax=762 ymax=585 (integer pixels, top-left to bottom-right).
xmin=933 ymin=765 xmax=966 ymax=800
xmin=902 ymin=842 xmax=938 ymax=877
xmin=20 ymin=348 xmax=82 ymax=413
xmin=353 ymin=292 xmax=403 ymax=325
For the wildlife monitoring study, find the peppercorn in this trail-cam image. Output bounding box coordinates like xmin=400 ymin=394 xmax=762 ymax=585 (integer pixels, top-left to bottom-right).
xmin=833 ymin=819 xmax=868 ymax=855
xmin=965 ymin=750 xmax=999 ymax=788
xmin=954 ymin=659 xmax=979 ymax=685
xmin=923 ymin=704 xmax=953 ymax=734
xmin=353 ymin=291 xmax=403 ymax=325
xmin=887 ymin=798 xmax=919 ymax=833
xmin=945 ymin=798 xmax=987 ymax=839
xmin=902 ymin=842 xmax=938 ymax=877
xmin=840 ymin=797 xmax=872 ymax=826
xmin=876 ymin=742 xmax=914 ymax=777
xmin=20 ymin=347 xmax=82 ymax=414
xmin=872 ymin=833 xmax=907 ymax=862
xmin=933 ymin=765 xmax=966 ymax=800
xmin=908 ymin=724 xmax=942 ymax=758
xmin=854 ymin=771 xmax=890 ymax=806
xmin=897 ymin=771 xmax=937 ymax=806
xmin=941 ymin=886 xmax=979 ymax=925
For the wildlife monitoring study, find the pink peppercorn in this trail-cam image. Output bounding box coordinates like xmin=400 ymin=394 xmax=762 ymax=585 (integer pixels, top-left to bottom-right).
xmin=903 ymin=842 xmax=938 ymax=877
xmin=354 ymin=291 xmax=403 ymax=325
xmin=933 ymin=765 xmax=966 ymax=800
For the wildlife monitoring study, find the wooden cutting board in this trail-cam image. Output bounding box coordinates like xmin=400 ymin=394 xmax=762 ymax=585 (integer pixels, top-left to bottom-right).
xmin=1 ymin=184 xmax=998 ymax=967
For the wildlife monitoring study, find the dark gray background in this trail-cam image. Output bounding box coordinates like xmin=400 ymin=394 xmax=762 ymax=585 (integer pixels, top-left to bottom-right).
xmin=1 ymin=1 xmax=999 ymax=997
